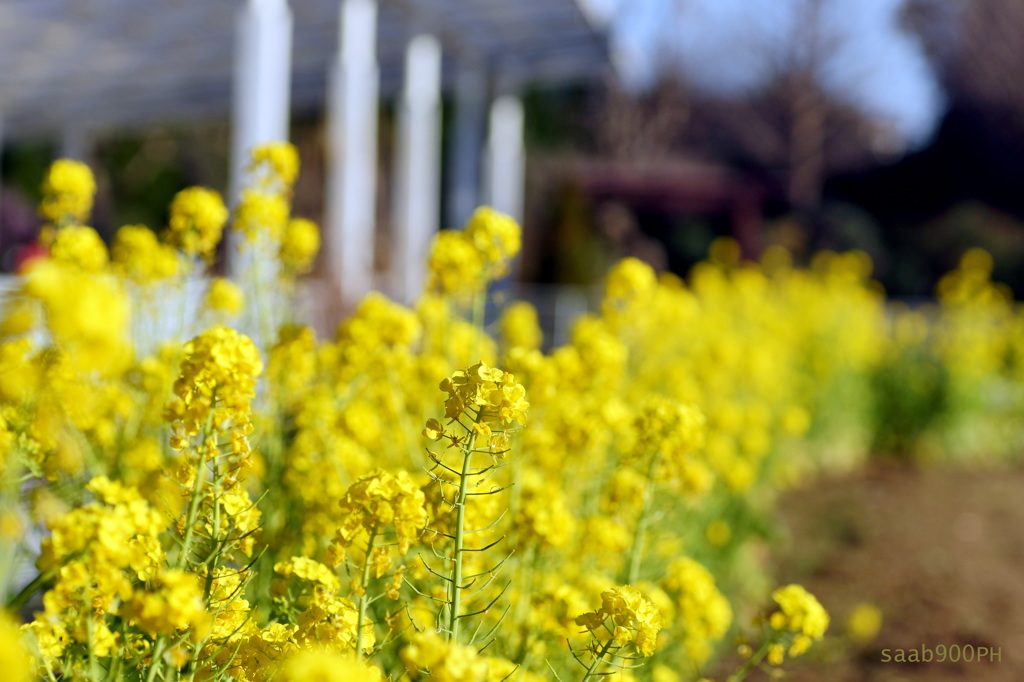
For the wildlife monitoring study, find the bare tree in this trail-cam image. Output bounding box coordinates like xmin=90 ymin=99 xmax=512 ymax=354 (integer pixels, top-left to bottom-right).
xmin=591 ymin=77 xmax=691 ymax=161
xmin=680 ymin=0 xmax=902 ymax=211
xmin=593 ymin=0 xmax=913 ymax=213
xmin=904 ymin=0 xmax=1024 ymax=137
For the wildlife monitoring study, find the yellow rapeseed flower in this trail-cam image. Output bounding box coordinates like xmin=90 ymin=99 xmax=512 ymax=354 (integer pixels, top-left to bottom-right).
xmin=426 ymin=229 xmax=485 ymax=297
xmin=769 ymin=584 xmax=830 ymax=659
xmin=846 ymin=602 xmax=882 ymax=644
xmin=464 ymin=206 xmax=521 ymax=271
xmin=661 ymin=558 xmax=732 ymax=666
xmin=0 ymin=611 xmax=33 ymax=682
xmin=575 ymin=585 xmax=665 ymax=657
xmin=250 ymin=141 xmax=300 ymax=188
xmin=435 ymin=361 xmax=529 ymax=429
xmin=332 ymin=469 xmax=428 ymax=559
xmin=234 ymin=189 xmax=290 ymax=242
xmin=401 ymin=631 xmax=490 ymax=681
xmin=278 ymin=648 xmax=382 ymax=682
xmin=124 ymin=569 xmax=209 ymax=636
xmin=164 ymin=325 xmax=263 ymax=436
xmin=49 ymin=225 xmax=109 ymax=272
xmin=279 ymin=217 xmax=321 ymax=273
xmin=112 ymin=224 xmax=179 ymax=283
xmin=499 ymin=301 xmax=543 ymax=351
xmin=204 ymin=277 xmax=245 ymax=316
xmin=40 ymin=159 xmax=96 ymax=224
xmin=166 ymin=186 xmax=229 ymax=261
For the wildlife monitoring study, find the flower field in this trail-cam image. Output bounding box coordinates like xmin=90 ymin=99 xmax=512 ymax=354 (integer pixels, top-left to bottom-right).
xmin=0 ymin=144 xmax=1021 ymax=681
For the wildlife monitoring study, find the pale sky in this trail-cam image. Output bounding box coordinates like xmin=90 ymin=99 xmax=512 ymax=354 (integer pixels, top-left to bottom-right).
xmin=581 ymin=0 xmax=945 ymax=147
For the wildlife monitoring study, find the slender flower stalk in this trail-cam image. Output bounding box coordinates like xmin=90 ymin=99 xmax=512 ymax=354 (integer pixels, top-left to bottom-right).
xmin=447 ymin=414 xmax=479 ymax=643
xmin=580 ymin=639 xmax=614 ymax=682
xmin=423 ymin=362 xmax=528 ymax=646
xmin=355 ymin=523 xmax=379 ymax=658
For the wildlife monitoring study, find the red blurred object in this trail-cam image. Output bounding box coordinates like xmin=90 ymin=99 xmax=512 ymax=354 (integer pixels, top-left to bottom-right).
xmin=14 ymin=242 xmax=49 ymax=273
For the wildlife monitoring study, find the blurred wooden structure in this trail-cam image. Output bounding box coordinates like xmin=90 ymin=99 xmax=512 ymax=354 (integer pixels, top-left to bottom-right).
xmin=0 ymin=0 xmax=611 ymax=308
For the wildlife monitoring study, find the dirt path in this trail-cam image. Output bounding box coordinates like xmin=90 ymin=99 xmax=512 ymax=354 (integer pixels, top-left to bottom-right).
xmin=762 ymin=462 xmax=1024 ymax=681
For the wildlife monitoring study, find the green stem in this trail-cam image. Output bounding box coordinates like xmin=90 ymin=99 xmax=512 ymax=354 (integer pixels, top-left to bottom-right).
xmin=175 ymin=409 xmax=215 ymax=571
xmin=145 ymin=636 xmax=166 ymax=682
xmin=202 ymin=456 xmax=223 ymax=602
xmin=447 ymin=428 xmax=477 ymax=643
xmin=104 ymin=622 xmax=128 ymax=682
xmin=175 ymin=446 xmax=209 ymax=571
xmin=725 ymin=635 xmax=778 ymax=682
xmin=512 ymin=545 xmax=540 ymax=665
xmin=581 ymin=639 xmax=615 ymax=682
xmin=624 ymin=453 xmax=659 ymax=585
xmin=355 ymin=524 xmax=378 ymax=658
xmin=85 ymin=598 xmax=97 ymax=682
xmin=5 ymin=568 xmax=55 ymax=611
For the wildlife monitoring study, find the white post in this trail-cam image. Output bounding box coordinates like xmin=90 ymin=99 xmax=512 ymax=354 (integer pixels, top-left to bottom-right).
xmin=60 ymin=124 xmax=91 ymax=161
xmin=392 ymin=33 xmax=442 ymax=304
xmin=325 ymin=0 xmax=379 ymax=308
xmin=446 ymin=58 xmax=487 ymax=228
xmin=228 ymin=0 xmax=293 ymax=275
xmin=485 ymin=94 xmax=525 ymax=224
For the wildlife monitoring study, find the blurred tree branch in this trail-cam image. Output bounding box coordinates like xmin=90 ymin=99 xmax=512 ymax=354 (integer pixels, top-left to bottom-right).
xmin=591 ymin=0 xmax=905 ymax=215
xmin=904 ymin=0 xmax=1024 ymax=137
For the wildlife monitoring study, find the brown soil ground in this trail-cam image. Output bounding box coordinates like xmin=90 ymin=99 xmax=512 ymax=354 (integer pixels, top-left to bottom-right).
xmin=761 ymin=461 xmax=1024 ymax=681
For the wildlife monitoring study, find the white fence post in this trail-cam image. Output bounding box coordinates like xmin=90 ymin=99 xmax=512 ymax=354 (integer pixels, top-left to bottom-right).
xmin=392 ymin=33 xmax=442 ymax=304
xmin=325 ymin=0 xmax=380 ymax=308
xmin=485 ymin=93 xmax=525 ymax=224
xmin=228 ymin=0 xmax=293 ymax=276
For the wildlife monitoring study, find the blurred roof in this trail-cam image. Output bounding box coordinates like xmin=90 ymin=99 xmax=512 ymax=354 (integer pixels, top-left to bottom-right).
xmin=0 ymin=0 xmax=610 ymax=138
xmin=580 ymin=158 xmax=772 ymax=211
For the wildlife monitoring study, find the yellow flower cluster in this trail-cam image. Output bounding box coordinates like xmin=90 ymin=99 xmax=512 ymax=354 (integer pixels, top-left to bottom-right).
xmin=112 ymin=224 xmax=179 ymax=283
xmin=39 ymin=159 xmax=96 ymax=224
xmin=27 ymin=477 xmax=165 ymax=661
xmin=427 ymin=207 xmax=521 ymax=298
xmin=767 ymin=584 xmax=830 ymax=661
xmin=426 ymin=230 xmax=486 ymax=298
xmin=465 ymin=206 xmax=522 ymax=274
xmin=280 ymin=217 xmax=321 ymax=273
xmin=0 ymin=612 xmax=33 ymax=682
xmin=575 ymin=585 xmax=665 ymax=657
xmin=294 ymin=592 xmax=370 ymax=654
xmin=234 ymin=141 xmax=307 ymax=247
xmin=845 ymin=602 xmax=883 ymax=644
xmin=278 ymin=649 xmax=381 ymax=682
xmin=400 ymin=631 xmax=491 ymax=681
xmin=630 ymin=396 xmax=709 ymax=495
xmin=337 ymin=292 xmax=422 ymax=351
xmin=661 ymin=558 xmax=732 ymax=666
xmin=603 ymin=256 xmax=658 ymax=313
xmin=234 ymin=190 xmax=290 ymax=242
xmin=436 ymin=361 xmax=528 ymax=426
xmin=498 ymin=300 xmax=543 ymax=351
xmin=22 ymin=259 xmax=132 ymax=374
xmin=49 ymin=225 xmax=109 ymax=272
xmin=274 ymin=556 xmax=341 ymax=594
xmin=123 ymin=569 xmax=209 ymax=637
xmin=250 ymin=142 xmax=300 ymax=187
xmin=205 ymin=277 xmax=245 ymax=316
xmin=330 ymin=469 xmax=428 ymax=559
xmin=512 ymin=469 xmax=576 ymax=549
xmin=166 ymin=186 xmax=229 ymax=262
xmin=164 ymin=325 xmax=263 ymax=437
